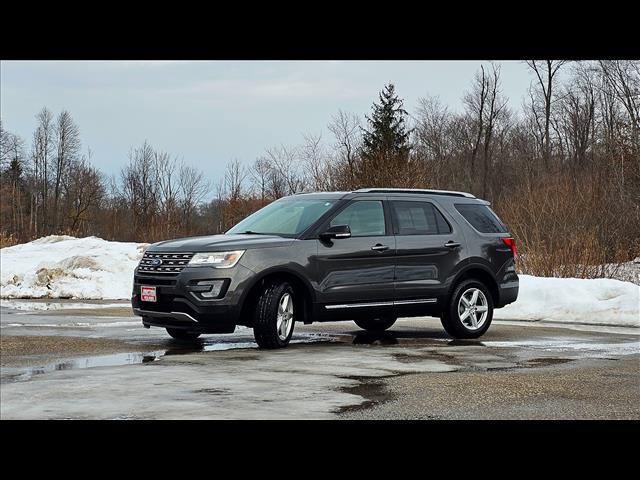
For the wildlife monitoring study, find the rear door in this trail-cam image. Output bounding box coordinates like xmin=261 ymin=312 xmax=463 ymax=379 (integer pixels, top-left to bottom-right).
xmin=390 ymin=199 xmax=465 ymax=313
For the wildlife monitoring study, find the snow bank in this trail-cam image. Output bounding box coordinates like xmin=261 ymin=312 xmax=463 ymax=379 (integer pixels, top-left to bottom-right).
xmin=1 ymin=236 xmax=149 ymax=300
xmin=495 ymin=275 xmax=640 ymax=327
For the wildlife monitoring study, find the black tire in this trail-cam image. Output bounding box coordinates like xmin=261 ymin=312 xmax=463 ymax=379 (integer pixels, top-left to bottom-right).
xmin=354 ymin=316 xmax=397 ymax=332
xmin=253 ymin=280 xmax=296 ymax=349
xmin=166 ymin=328 xmax=201 ymax=341
xmin=440 ymin=279 xmax=494 ymax=339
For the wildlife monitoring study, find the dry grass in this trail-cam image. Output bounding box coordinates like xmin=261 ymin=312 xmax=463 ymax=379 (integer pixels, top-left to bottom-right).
xmin=496 ymin=171 xmax=639 ymax=279
xmin=0 ymin=232 xmax=19 ymax=248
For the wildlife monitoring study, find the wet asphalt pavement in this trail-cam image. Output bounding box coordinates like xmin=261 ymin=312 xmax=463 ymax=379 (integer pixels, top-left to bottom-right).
xmin=0 ymin=301 xmax=638 ymax=419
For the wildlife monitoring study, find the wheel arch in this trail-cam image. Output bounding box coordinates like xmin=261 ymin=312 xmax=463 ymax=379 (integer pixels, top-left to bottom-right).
xmin=237 ymin=267 xmax=315 ymax=326
xmin=448 ymin=263 xmax=500 ymax=306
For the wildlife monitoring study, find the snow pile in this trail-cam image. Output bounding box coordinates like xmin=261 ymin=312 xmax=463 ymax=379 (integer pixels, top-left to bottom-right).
xmin=495 ymin=275 xmax=640 ymax=327
xmin=1 ymin=236 xmax=149 ymax=300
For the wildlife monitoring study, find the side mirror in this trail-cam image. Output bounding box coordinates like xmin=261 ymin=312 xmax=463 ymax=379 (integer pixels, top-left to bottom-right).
xmin=320 ymin=224 xmax=351 ymax=240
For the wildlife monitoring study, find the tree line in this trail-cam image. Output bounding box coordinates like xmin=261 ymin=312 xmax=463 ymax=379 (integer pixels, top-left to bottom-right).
xmin=1 ymin=60 xmax=638 ymax=278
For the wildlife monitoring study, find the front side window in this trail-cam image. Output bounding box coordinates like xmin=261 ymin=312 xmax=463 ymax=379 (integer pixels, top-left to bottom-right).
xmin=391 ymin=201 xmax=451 ymax=235
xmin=329 ymin=200 xmax=386 ymax=237
xmin=227 ymin=198 xmax=336 ymax=237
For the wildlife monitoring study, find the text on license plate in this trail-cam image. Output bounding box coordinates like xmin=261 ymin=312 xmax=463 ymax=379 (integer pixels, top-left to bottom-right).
xmin=141 ymin=286 xmax=157 ymax=302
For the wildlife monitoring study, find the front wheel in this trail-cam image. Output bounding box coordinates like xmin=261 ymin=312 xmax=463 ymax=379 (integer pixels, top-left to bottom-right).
xmin=440 ymin=280 xmax=493 ymax=339
xmin=253 ymin=280 xmax=296 ymax=349
xmin=166 ymin=328 xmax=201 ymax=341
xmin=354 ymin=316 xmax=397 ymax=332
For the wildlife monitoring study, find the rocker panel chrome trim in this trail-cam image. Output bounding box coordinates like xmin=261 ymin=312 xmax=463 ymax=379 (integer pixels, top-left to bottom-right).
xmin=324 ymin=298 xmax=437 ymax=310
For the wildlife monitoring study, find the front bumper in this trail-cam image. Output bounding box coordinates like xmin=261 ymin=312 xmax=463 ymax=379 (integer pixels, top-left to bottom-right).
xmin=131 ymin=263 xmax=255 ymax=331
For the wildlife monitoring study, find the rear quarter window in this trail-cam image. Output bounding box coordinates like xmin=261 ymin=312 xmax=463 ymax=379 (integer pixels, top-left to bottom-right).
xmin=454 ymin=203 xmax=507 ymax=233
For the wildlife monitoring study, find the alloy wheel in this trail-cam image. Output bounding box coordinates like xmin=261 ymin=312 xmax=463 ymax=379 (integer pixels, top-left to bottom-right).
xmin=276 ymin=292 xmax=294 ymax=341
xmin=457 ymin=287 xmax=489 ymax=330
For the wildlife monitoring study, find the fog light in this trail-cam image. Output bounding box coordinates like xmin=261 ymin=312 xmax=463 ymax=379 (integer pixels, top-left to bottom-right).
xmin=197 ymin=280 xmax=225 ymax=298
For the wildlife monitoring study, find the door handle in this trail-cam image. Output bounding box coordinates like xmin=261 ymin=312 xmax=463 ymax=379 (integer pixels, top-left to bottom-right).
xmin=444 ymin=241 xmax=461 ymax=248
xmin=371 ymin=244 xmax=389 ymax=251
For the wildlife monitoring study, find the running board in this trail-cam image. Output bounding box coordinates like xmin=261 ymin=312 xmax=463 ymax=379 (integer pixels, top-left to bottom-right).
xmin=325 ymin=298 xmax=437 ymax=310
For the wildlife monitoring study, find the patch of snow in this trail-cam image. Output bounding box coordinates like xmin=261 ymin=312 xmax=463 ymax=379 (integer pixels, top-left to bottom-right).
xmin=483 ymin=338 xmax=640 ymax=357
xmin=495 ymin=275 xmax=640 ymax=327
xmin=0 ymin=299 xmax=129 ymax=311
xmin=1 ymin=321 xmax=143 ymax=328
xmin=1 ymin=236 xmax=149 ymax=300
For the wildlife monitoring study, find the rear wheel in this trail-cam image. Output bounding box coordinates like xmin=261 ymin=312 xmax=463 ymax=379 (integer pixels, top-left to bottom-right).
xmin=166 ymin=328 xmax=201 ymax=341
xmin=441 ymin=279 xmax=493 ymax=339
xmin=253 ymin=280 xmax=296 ymax=349
xmin=354 ymin=316 xmax=397 ymax=332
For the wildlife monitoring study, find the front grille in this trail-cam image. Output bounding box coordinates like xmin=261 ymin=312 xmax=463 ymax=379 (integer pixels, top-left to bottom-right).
xmin=137 ymin=251 xmax=194 ymax=275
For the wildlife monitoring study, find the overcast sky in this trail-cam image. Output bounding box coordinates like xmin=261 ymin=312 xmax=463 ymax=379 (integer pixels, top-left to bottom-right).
xmin=1 ymin=60 xmax=537 ymax=184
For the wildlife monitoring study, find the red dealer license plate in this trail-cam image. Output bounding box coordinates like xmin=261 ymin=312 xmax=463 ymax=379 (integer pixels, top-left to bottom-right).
xmin=141 ymin=286 xmax=157 ymax=302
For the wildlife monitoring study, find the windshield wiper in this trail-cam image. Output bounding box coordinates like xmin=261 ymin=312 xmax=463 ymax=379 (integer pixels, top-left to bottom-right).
xmin=242 ymin=230 xmax=269 ymax=235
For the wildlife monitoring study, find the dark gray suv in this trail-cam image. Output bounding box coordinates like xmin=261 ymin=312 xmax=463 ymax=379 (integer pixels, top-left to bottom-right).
xmin=132 ymin=188 xmax=519 ymax=348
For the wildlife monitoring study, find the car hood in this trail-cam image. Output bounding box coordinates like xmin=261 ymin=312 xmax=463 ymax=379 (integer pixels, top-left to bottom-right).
xmin=148 ymin=234 xmax=294 ymax=252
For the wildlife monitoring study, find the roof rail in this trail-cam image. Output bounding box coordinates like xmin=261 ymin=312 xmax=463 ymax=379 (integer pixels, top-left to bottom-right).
xmin=353 ymin=188 xmax=475 ymax=199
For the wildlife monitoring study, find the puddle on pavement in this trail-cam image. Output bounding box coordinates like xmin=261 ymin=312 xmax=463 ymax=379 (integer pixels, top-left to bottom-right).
xmin=1 ymin=332 xmax=337 ymax=384
xmin=352 ymin=332 xmax=400 ymax=346
xmin=446 ymin=339 xmax=486 ymax=347
xmin=2 ymin=350 xmax=166 ymax=383
xmin=349 ymin=330 xmax=450 ymax=347
xmin=524 ymin=357 xmax=575 ymax=367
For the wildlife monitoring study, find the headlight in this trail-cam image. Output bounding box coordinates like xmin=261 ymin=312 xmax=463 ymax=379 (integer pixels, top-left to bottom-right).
xmin=188 ymin=250 xmax=245 ymax=268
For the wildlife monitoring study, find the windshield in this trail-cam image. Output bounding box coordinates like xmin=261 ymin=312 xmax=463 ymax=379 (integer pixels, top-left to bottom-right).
xmin=226 ymin=198 xmax=337 ymax=237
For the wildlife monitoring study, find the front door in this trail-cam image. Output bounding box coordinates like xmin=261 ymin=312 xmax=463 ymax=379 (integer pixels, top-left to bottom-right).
xmin=314 ymin=199 xmax=396 ymax=313
xmin=390 ymin=199 xmax=465 ymax=314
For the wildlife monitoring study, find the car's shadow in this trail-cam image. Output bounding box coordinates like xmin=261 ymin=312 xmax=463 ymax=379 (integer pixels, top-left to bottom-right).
xmin=158 ymin=329 xmax=485 ymax=354
xmin=349 ymin=330 xmax=485 ymax=347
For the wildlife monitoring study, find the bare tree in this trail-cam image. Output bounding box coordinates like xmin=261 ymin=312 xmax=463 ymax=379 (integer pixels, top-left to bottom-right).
xmin=222 ymin=159 xmax=247 ymax=201
xmin=556 ymin=70 xmax=596 ymax=168
xmin=52 ymin=110 xmax=81 ymax=232
xmin=264 ymin=145 xmax=304 ymax=196
xmin=0 ymin=121 xmax=12 ymax=169
xmin=414 ymin=96 xmax=452 ymax=165
xmin=154 ymin=151 xmax=178 ymax=236
xmin=598 ymin=60 xmax=640 ymax=152
xmin=328 ymin=110 xmax=361 ymax=188
xmin=0 ymin=125 xmax=26 ymax=237
xmin=480 ymin=64 xmax=509 ymax=198
xmin=301 ymin=132 xmax=332 ymax=191
xmin=179 ymin=162 xmax=210 ymax=234
xmin=250 ymin=156 xmax=271 ymax=202
xmin=218 ymin=159 xmax=250 ymax=230
xmin=526 ymin=60 xmax=568 ymax=168
xmin=31 ymin=108 xmax=54 ymax=236
xmin=64 ymin=151 xmax=104 ymax=233
xmin=121 ymin=141 xmax=158 ymax=240
xmin=463 ymin=65 xmax=489 ymax=191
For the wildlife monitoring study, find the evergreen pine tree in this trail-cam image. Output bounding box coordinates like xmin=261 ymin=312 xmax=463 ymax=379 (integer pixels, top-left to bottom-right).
xmin=361 ymin=83 xmax=412 ymax=161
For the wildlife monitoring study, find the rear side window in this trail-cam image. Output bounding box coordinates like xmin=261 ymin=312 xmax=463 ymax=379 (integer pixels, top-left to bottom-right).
xmin=455 ymin=204 xmax=506 ymax=233
xmin=391 ymin=201 xmax=452 ymax=235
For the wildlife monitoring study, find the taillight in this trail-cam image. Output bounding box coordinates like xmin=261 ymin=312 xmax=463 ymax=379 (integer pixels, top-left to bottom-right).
xmin=502 ymin=237 xmax=517 ymax=260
